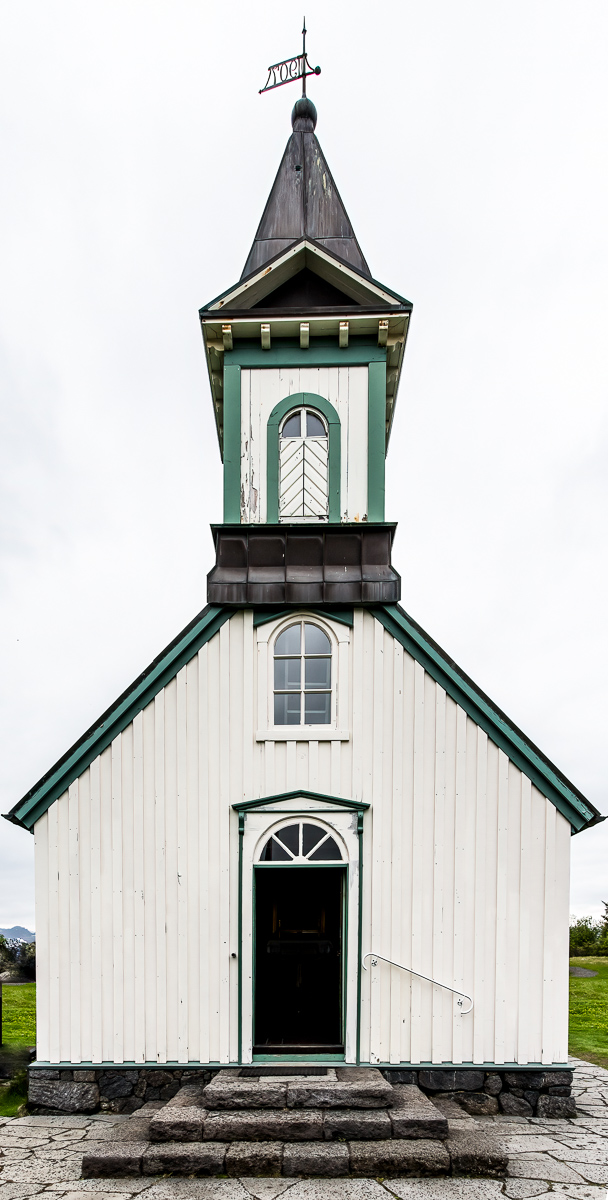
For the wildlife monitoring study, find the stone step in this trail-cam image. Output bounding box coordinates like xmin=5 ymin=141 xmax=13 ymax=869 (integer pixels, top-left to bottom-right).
xmin=201 ymin=1066 xmax=394 ymax=1110
xmin=82 ymin=1129 xmax=507 ymax=1179
xmin=147 ymin=1084 xmax=448 ymax=1143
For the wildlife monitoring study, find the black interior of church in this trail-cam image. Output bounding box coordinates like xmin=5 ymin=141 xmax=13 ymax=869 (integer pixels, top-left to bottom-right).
xmin=253 ymin=866 xmax=345 ymax=1054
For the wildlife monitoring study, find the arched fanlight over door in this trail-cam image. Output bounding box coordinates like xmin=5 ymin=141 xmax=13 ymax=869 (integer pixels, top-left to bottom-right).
xmin=259 ymin=821 xmax=343 ymax=862
xmin=279 ymin=407 xmax=329 ymax=521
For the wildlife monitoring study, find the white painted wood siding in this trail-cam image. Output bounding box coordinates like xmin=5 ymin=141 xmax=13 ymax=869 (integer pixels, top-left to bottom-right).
xmin=34 ymin=609 xmax=571 ymax=1066
xmin=240 ymin=367 xmax=368 ymax=523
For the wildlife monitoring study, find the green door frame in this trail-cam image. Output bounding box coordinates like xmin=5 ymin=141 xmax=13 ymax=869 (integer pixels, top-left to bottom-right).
xmin=233 ymin=791 xmax=368 ymax=1066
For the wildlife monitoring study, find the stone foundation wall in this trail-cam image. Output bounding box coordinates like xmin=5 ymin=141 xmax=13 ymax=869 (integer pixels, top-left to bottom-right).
xmin=28 ymin=1064 xmax=575 ymax=1118
xmin=28 ymin=1067 xmax=219 ymax=1115
xmin=381 ymin=1067 xmax=575 ymax=1118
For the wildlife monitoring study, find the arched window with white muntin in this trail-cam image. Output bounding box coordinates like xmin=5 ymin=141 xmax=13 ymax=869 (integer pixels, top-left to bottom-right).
xmin=273 ymin=620 xmax=332 ymax=725
xmin=279 ymin=406 xmax=328 ymax=521
xmin=258 ymin=820 xmax=344 ymax=863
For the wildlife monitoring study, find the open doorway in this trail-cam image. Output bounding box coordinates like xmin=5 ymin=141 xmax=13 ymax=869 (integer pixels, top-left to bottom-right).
xmin=253 ymin=865 xmax=346 ymax=1055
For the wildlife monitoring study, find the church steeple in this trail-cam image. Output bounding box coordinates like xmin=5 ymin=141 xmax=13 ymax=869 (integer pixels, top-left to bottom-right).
xmin=200 ymin=55 xmax=413 ymax=607
xmin=242 ymin=98 xmax=370 ymax=280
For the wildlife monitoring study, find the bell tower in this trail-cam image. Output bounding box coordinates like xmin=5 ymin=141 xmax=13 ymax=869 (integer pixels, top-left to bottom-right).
xmin=200 ymin=87 xmax=412 ymax=607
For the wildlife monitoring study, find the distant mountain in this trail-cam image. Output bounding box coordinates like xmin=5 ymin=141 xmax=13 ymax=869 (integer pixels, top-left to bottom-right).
xmin=0 ymin=926 xmax=35 ymax=942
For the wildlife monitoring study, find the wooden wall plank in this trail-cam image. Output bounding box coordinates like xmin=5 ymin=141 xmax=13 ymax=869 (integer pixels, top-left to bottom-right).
xmin=33 ymin=814 xmax=50 ymax=1061
xmin=132 ymin=712 xmax=146 ymax=1063
xmin=67 ymin=781 xmax=81 ymax=1063
xmin=121 ymin=725 xmax=135 ymax=1063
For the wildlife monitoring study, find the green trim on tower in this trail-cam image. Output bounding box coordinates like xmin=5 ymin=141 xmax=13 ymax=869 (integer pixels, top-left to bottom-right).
xmin=225 ymin=337 xmax=386 ymax=369
xmin=223 ymin=364 xmax=241 ymax=521
xmin=367 ymin=361 xmax=387 ymax=519
xmin=267 ymin=393 xmax=341 ymax=523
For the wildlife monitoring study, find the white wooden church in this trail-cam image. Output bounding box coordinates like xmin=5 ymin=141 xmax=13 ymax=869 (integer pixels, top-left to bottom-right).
xmin=7 ymin=92 xmax=602 ymax=1088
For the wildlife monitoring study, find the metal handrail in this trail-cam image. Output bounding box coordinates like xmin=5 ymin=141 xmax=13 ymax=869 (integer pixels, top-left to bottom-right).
xmin=362 ymin=952 xmax=473 ymax=1015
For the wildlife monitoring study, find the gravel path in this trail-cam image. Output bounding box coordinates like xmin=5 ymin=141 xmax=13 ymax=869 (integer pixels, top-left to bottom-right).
xmin=1 ymin=1058 xmax=606 ymax=1199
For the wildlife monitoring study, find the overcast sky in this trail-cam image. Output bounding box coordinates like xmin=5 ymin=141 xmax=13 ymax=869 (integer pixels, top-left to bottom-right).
xmin=1 ymin=0 xmax=607 ymax=930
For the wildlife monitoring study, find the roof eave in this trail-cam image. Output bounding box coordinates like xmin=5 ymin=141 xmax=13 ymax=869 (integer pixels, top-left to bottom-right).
xmin=372 ymin=603 xmax=604 ymax=836
xmin=199 ymin=239 xmax=411 ymax=315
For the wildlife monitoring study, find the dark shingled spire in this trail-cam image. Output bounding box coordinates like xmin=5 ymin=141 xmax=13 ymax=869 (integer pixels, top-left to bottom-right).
xmin=241 ymin=98 xmax=370 ymax=280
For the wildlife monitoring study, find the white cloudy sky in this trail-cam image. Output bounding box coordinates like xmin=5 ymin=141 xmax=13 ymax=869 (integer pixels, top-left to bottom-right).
xmin=0 ymin=1 xmax=607 ymax=930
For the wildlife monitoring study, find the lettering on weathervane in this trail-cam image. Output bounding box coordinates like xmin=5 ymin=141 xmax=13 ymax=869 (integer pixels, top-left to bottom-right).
xmin=259 ymin=19 xmax=321 ymax=95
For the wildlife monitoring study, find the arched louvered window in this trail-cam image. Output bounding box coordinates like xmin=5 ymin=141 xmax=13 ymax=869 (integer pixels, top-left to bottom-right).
xmin=273 ymin=621 xmax=332 ymax=725
xmin=259 ymin=821 xmax=343 ymax=862
xmin=279 ymin=407 xmax=329 ymax=521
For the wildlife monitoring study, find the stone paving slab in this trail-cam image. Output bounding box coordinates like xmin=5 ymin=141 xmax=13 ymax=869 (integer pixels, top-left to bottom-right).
xmin=507 ymin=1154 xmax=589 ymax=1183
xmin=388 ymin=1183 xmax=504 ymax=1199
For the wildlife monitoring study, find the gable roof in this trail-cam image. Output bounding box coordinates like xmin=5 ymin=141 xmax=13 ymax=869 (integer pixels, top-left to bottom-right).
xmin=242 ymin=97 xmax=370 ymax=280
xmin=372 ymin=605 xmax=603 ymax=835
xmin=4 ymin=603 xmax=603 ymax=835
xmin=201 ymin=238 xmax=410 ymax=316
xmin=4 ymin=605 xmax=231 ymax=833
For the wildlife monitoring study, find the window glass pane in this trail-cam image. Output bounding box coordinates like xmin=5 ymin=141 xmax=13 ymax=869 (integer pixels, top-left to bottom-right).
xmin=305 ymin=657 xmax=331 ymax=689
xmin=281 ymin=412 xmax=301 ymax=438
xmin=274 ymin=658 xmax=301 ymax=691
xmin=304 ymin=692 xmax=331 ymax=724
xmin=260 ymin=836 xmax=290 ymax=861
xmin=306 ymin=411 xmax=326 ymax=437
xmin=302 ymin=823 xmax=325 ymax=856
xmin=304 ymin=624 xmax=330 ymax=655
xmin=309 ymin=836 xmax=342 ymax=861
xmin=274 ymin=692 xmax=301 ymax=725
xmin=275 ymin=625 xmax=301 ymax=655
xmin=275 ymin=824 xmax=299 ymax=855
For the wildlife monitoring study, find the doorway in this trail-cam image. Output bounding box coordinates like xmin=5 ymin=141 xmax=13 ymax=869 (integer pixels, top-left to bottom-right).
xmin=253 ymin=866 xmax=346 ymax=1055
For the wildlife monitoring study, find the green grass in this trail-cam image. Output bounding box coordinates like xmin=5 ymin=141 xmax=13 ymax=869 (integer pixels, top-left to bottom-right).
xmin=0 ymin=983 xmax=36 ymax=1046
xmin=569 ymin=956 xmax=608 ymax=1070
xmin=0 ymin=1069 xmax=28 ymax=1117
xmin=0 ymin=983 xmax=35 ymax=1117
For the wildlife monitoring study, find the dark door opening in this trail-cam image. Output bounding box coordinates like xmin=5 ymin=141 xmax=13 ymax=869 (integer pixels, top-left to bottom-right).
xmin=254 ymin=866 xmax=345 ymax=1054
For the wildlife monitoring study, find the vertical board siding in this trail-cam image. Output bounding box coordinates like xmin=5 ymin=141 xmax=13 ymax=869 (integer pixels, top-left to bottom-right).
xmin=241 ymin=366 xmax=368 ymax=523
xmin=34 ymin=610 xmax=571 ymax=1066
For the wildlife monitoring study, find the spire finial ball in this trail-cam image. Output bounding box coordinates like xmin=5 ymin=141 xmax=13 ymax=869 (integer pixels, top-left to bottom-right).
xmin=291 ymin=96 xmax=317 ymax=131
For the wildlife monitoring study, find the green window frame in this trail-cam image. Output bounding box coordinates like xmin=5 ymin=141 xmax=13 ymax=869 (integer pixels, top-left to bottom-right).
xmin=267 ymin=393 xmax=341 ymax=523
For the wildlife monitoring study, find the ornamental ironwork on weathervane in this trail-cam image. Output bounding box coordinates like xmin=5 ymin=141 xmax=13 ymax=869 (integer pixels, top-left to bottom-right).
xmin=259 ymin=18 xmax=321 ymax=95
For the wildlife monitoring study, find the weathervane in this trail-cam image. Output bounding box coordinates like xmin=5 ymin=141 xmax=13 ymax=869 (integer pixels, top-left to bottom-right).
xmin=259 ymin=17 xmax=321 ymax=96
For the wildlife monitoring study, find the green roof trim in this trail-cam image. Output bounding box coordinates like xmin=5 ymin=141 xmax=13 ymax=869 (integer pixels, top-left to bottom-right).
xmin=4 ymin=605 xmax=231 ymax=833
xmin=253 ymin=608 xmax=354 ymax=628
xmin=372 ymin=604 xmax=603 ymax=835
xmin=232 ymin=789 xmax=369 ymax=813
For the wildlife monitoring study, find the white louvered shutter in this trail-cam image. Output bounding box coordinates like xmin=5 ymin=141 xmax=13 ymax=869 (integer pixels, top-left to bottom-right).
xmin=279 ymin=433 xmax=329 ymax=519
